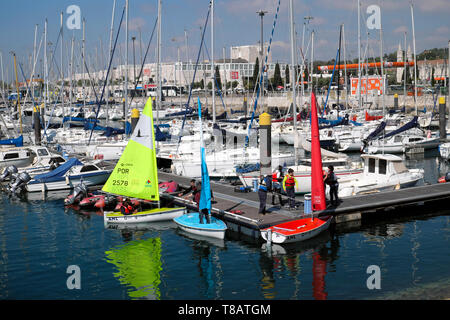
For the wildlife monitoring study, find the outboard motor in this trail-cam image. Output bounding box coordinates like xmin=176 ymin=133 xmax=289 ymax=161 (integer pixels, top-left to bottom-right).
xmin=64 ymin=182 xmax=88 ymax=205
xmin=9 ymin=172 xmax=31 ymax=194
xmin=0 ymin=165 xmax=18 ymax=182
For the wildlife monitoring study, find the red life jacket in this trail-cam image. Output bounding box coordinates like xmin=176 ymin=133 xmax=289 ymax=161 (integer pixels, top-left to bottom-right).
xmin=272 ymin=172 xmax=278 ymax=182
xmin=285 ymin=175 xmax=296 ymax=187
xmin=121 ymin=203 xmax=134 ymax=215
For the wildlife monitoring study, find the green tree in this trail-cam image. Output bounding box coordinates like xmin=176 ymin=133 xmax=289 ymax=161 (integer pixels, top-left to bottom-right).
xmin=215 ymin=66 xmax=222 ymax=90
xmin=431 ymin=67 xmax=435 ymax=87
xmin=285 ymin=64 xmax=290 ymax=85
xmin=251 ymin=57 xmax=260 ymax=91
xmin=273 ymin=62 xmax=282 ymax=88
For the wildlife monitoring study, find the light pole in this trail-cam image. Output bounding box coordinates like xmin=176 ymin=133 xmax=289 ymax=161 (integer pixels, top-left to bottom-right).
xmin=257 ymin=10 xmax=267 ymax=111
xmin=132 ymin=36 xmax=136 ymax=89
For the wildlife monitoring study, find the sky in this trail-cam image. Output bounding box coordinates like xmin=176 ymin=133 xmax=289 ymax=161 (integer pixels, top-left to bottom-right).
xmin=0 ymin=0 xmax=449 ymax=82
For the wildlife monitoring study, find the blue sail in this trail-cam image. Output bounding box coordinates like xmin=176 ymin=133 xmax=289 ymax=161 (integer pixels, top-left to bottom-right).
xmin=198 ymin=98 xmax=211 ymax=214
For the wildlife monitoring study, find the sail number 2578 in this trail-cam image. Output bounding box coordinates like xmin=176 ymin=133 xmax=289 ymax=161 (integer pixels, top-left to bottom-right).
xmin=112 ymin=180 xmax=128 ymax=186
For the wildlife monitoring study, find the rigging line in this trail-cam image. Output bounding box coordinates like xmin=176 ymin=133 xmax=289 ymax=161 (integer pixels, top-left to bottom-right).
xmin=176 ymin=3 xmax=211 ymax=155
xmin=245 ymin=0 xmax=281 ymax=148
xmin=128 ymin=17 xmax=158 ymax=107
xmin=18 ymin=33 xmax=44 ymax=111
xmin=88 ymin=5 xmax=126 ymax=145
xmin=322 ymin=48 xmax=340 ymax=117
xmin=201 ymin=40 xmax=227 ymax=115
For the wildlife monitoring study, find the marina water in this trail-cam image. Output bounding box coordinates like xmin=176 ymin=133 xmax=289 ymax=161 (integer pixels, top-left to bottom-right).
xmin=0 ymin=151 xmax=449 ymax=300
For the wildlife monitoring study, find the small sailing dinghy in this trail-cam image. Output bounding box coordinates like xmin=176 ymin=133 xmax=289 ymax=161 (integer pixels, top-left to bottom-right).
xmin=103 ymin=97 xmax=186 ymax=224
xmin=261 ymin=91 xmax=332 ymax=244
xmin=261 ymin=216 xmax=332 ymax=244
xmin=174 ymin=98 xmax=227 ymax=240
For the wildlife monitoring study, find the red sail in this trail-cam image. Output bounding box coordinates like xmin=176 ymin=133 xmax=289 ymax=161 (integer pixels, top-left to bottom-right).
xmin=310 ymin=91 xmax=327 ymax=211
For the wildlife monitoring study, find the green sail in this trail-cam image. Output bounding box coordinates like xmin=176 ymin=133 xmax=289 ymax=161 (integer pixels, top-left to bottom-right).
xmin=102 ymin=97 xmax=159 ymax=201
xmin=105 ymin=237 xmax=162 ymax=299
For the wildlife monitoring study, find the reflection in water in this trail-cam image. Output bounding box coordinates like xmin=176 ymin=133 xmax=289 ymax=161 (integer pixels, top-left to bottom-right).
xmin=105 ymin=237 xmax=162 ymax=300
xmin=312 ymin=252 xmax=327 ymax=300
xmin=259 ymin=252 xmax=276 ymax=299
xmin=178 ymin=230 xmax=226 ymax=299
xmin=411 ymin=221 xmax=421 ymax=285
xmin=259 ymin=230 xmax=338 ymax=300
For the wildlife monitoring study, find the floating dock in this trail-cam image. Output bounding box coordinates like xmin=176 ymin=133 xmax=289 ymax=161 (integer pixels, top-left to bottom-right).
xmin=158 ymin=171 xmax=450 ymax=239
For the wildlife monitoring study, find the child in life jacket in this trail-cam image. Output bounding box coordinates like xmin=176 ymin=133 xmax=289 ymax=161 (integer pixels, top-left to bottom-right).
xmin=120 ymin=198 xmax=137 ymax=215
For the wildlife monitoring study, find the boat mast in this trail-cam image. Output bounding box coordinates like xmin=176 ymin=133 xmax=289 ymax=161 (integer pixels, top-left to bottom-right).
xmin=379 ymin=7 xmax=385 ymax=117
xmin=125 ymin=0 xmax=129 ymax=131
xmin=70 ymin=36 xmax=74 ymax=117
xmin=33 ymin=24 xmax=38 ymax=106
xmin=337 ymin=25 xmax=342 ymax=109
xmin=61 ymin=12 xmax=64 ymax=121
xmin=156 ymin=0 xmax=162 ymax=125
xmin=82 ymin=18 xmax=86 ymax=111
xmin=311 ymin=30 xmax=314 ymax=94
xmin=357 ymin=0 xmax=362 ymax=110
xmin=343 ymin=24 xmax=349 ymax=110
xmin=13 ymin=52 xmax=22 ymax=135
xmin=289 ymin=0 xmax=298 ymax=165
xmin=211 ymin=0 xmax=216 ymax=124
xmin=410 ymin=1 xmax=418 ymax=115
xmin=107 ymin=0 xmax=116 ymax=127
xmin=403 ymin=32 xmax=407 ymax=110
xmin=44 ymin=20 xmax=47 ymax=113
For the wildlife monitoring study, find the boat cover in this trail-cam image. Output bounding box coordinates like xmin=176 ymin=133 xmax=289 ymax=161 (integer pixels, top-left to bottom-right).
xmin=0 ymin=135 xmax=23 ymax=147
xmin=380 ymin=116 xmax=418 ymax=140
xmin=366 ymin=121 xmax=386 ymax=141
xmin=32 ymin=158 xmax=83 ymax=183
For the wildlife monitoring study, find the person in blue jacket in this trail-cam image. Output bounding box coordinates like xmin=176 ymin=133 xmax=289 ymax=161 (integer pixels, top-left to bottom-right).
xmin=258 ymin=174 xmax=272 ymax=215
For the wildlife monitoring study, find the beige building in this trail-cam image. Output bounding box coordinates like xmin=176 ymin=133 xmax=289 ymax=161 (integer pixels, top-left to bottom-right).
xmin=72 ymin=44 xmax=285 ymax=90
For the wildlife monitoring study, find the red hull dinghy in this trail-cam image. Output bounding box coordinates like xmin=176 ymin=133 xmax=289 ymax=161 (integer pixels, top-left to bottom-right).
xmin=261 ymin=216 xmax=332 ymax=244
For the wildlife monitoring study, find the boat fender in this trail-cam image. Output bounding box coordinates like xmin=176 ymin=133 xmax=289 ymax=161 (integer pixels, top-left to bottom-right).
xmin=94 ymin=198 xmax=106 ymax=209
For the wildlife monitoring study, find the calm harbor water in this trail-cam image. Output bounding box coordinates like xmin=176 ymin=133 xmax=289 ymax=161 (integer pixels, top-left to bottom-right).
xmin=0 ymin=152 xmax=449 ymax=300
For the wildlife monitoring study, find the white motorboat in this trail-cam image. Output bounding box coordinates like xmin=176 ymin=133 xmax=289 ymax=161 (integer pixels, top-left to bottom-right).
xmin=239 ymin=156 xmax=363 ymax=194
xmin=13 ymin=147 xmax=67 ymax=178
xmin=337 ymin=154 xmax=424 ymax=197
xmin=367 ymin=134 xmax=440 ymax=154
xmin=0 ymin=146 xmax=35 ymax=169
xmin=26 ymin=159 xmax=111 ymax=192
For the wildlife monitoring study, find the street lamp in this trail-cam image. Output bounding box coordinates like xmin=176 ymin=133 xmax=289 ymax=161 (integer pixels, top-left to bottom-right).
xmin=257 ymin=10 xmax=268 ymax=106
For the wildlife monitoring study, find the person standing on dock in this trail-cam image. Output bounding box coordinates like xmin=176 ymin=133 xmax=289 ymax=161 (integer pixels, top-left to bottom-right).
xmin=193 ymin=181 xmax=202 ymax=211
xmin=283 ymin=169 xmax=298 ymax=210
xmin=271 ymin=165 xmax=284 ymax=206
xmin=178 ymin=179 xmax=197 ymax=198
xmin=258 ymin=175 xmax=272 ymax=215
xmin=324 ymin=165 xmax=339 ymax=206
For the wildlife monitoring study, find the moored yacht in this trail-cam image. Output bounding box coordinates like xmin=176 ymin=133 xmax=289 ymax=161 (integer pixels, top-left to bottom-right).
xmin=337 ymin=154 xmax=424 ymax=197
